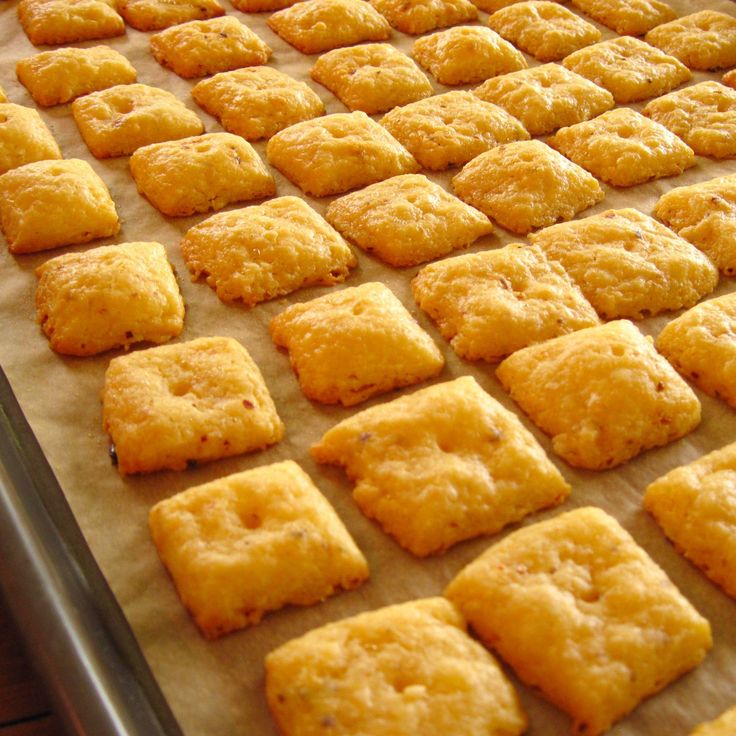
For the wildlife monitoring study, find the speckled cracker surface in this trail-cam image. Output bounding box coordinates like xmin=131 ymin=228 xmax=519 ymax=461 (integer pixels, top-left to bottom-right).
xmin=529 ymin=208 xmax=719 ymax=320
xmin=180 ymin=196 xmax=356 ymax=305
xmin=489 ymin=1 xmax=601 ymax=62
xmin=270 ymin=281 xmax=444 ymax=406
xmin=369 ymin=0 xmax=477 ymax=35
xmin=562 ymin=36 xmax=691 ymax=104
xmin=0 ymin=158 xmax=119 ymax=253
xmin=16 ymin=46 xmax=136 ymax=107
xmin=192 ymin=67 xmax=324 ymax=141
xmin=72 ymin=83 xmax=204 ymax=159
xmin=411 ymin=26 xmax=526 ymax=86
xmin=570 ymin=0 xmax=677 ymax=36
xmin=18 ymin=0 xmax=124 ymax=45
xmin=445 ymin=507 xmax=713 ymax=736
xmin=381 ymin=91 xmax=529 ymax=171
xmin=496 ymin=320 xmax=701 ymax=469
xmin=643 ymin=81 xmax=736 ymax=159
xmin=325 ymin=173 xmax=492 ymax=267
xmin=265 ymin=597 xmax=527 ymax=736
xmin=412 ymin=244 xmax=600 ymax=362
xmin=690 ymin=706 xmax=736 ymax=736
xmin=474 ymin=63 xmax=614 ymax=136
xmin=102 ymin=336 xmax=284 ymax=475
xmin=149 ymin=460 xmax=368 ymax=639
xmin=656 ymin=293 xmax=736 ymax=409
xmin=646 ymin=11 xmax=736 ymax=70
xmin=118 ymin=0 xmax=224 ymax=31
xmin=452 ymin=139 xmax=604 ymax=235
xmin=266 ymin=111 xmax=419 ymax=197
xmin=654 ymin=174 xmax=736 ymax=275
xmin=548 ymin=107 xmax=696 ymax=187
xmin=645 ymin=442 xmax=736 ymax=600
xmin=35 ymin=241 xmax=184 ymax=356
xmin=0 ymin=103 xmax=61 ymax=175
xmin=267 ymin=0 xmax=391 ymax=54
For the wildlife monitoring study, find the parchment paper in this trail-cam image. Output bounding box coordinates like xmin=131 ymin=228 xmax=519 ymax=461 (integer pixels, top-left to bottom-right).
xmin=1 ymin=0 xmax=735 ymax=733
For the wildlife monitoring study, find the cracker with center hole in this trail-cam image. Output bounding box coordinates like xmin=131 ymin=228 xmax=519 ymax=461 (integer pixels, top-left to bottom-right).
xmin=369 ymin=0 xmax=477 ymax=35
xmin=689 ymin=706 xmax=736 ymax=736
xmin=118 ymin=0 xmax=223 ymax=30
xmin=18 ymin=0 xmax=124 ymax=45
xmin=570 ymin=0 xmax=676 ymax=36
xmin=0 ymin=103 xmax=61 ymax=175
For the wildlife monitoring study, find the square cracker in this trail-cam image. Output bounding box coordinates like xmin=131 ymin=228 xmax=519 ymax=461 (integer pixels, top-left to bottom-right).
xmin=267 ymin=0 xmax=391 ymax=55
xmin=149 ymin=460 xmax=368 ymax=639
xmin=180 ymin=196 xmax=356 ymax=305
xmin=310 ymin=43 xmax=432 ymax=115
xmin=0 ymin=158 xmax=119 ymax=254
xmin=311 ymin=376 xmax=570 ymax=556
xmin=369 ymin=0 xmax=477 ymax=36
xmin=265 ymin=597 xmax=527 ymax=736
xmin=381 ymin=91 xmax=529 ymax=171
xmin=445 ymin=506 xmax=712 ymax=736
xmin=192 ymin=67 xmax=324 ymax=141
xmin=452 ymin=139 xmax=604 ymax=235
xmin=547 ymin=107 xmax=695 ymax=187
xmin=643 ymin=81 xmax=736 ymax=160
xmin=529 ymin=208 xmax=718 ymax=320
xmin=412 ymin=243 xmax=599 ymax=362
xmin=16 ymin=46 xmax=137 ymax=107
xmin=35 ymin=242 xmax=184 ymax=356
xmin=645 ymin=11 xmax=736 ymax=71
xmin=474 ymin=63 xmax=614 ymax=136
xmin=150 ymin=17 xmax=271 ymax=79
xmin=269 ymin=281 xmax=444 ymax=407
xmin=655 ymin=293 xmax=736 ymax=409
xmin=570 ymin=0 xmax=676 ymax=36
xmin=495 ymin=320 xmax=701 ymax=470
xmin=689 ymin=706 xmax=736 ymax=736
xmin=0 ymin=103 xmax=61 ymax=176
xmin=562 ymin=36 xmax=691 ymax=104
xmin=645 ymin=441 xmax=736 ymax=601
xmin=129 ymin=132 xmax=275 ymax=217
xmin=411 ymin=26 xmax=527 ymax=86
xmin=654 ymin=173 xmax=736 ymax=276
xmin=488 ymin=1 xmax=601 ymax=62
xmin=18 ymin=0 xmax=124 ymax=46
xmin=325 ymin=173 xmax=493 ymax=268
xmin=118 ymin=0 xmax=224 ymax=31
xmin=72 ymin=84 xmax=204 ymax=159
xmin=102 ymin=336 xmax=284 ymax=475
xmin=266 ymin=111 xmax=419 ymax=198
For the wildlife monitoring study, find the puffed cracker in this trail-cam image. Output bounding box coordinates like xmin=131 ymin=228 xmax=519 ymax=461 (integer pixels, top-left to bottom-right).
xmin=445 ymin=507 xmax=713 ymax=736
xmin=16 ymin=46 xmax=136 ymax=107
xmin=129 ymin=132 xmax=275 ymax=217
xmin=18 ymin=0 xmax=125 ymax=45
xmin=452 ymin=139 xmax=604 ymax=235
xmin=118 ymin=0 xmax=224 ymax=31
xmin=411 ymin=26 xmax=526 ymax=86
xmin=267 ymin=0 xmax=391 ymax=55
xmin=266 ymin=598 xmax=527 ymax=736
xmin=102 ymin=336 xmax=284 ymax=475
xmin=654 ymin=174 xmax=736 ymax=275
xmin=270 ymin=281 xmax=444 ymax=406
xmin=570 ymin=0 xmax=676 ymax=36
xmin=0 ymin=158 xmax=119 ymax=254
xmin=495 ymin=320 xmax=701 ymax=469
xmin=547 ymin=107 xmax=695 ymax=187
xmin=266 ymin=111 xmax=419 ymax=198
xmin=191 ymin=67 xmax=324 ymax=141
xmin=325 ymin=173 xmax=492 ymax=267
xmin=529 ymin=208 xmax=718 ymax=320
xmin=562 ymin=36 xmax=691 ymax=104
xmin=488 ymin=1 xmax=601 ymax=62
xmin=474 ymin=63 xmax=614 ymax=136
xmin=381 ymin=91 xmax=529 ymax=171
xmin=412 ymin=244 xmax=599 ymax=362
xmin=35 ymin=242 xmax=184 ymax=356
xmin=370 ymin=0 xmax=477 ymax=36
xmin=150 ymin=17 xmax=271 ymax=79
xmin=72 ymin=83 xmax=204 ymax=159
xmin=643 ymin=81 xmax=736 ymax=160
xmin=311 ymin=43 xmax=431 ymax=115
xmin=723 ymin=68 xmax=736 ymax=89
xmin=180 ymin=196 xmax=356 ymax=305
xmin=690 ymin=706 xmax=736 ymax=736
xmin=0 ymin=103 xmax=61 ymax=176
xmin=646 ymin=11 xmax=736 ymax=71
xmin=149 ymin=460 xmax=368 ymax=639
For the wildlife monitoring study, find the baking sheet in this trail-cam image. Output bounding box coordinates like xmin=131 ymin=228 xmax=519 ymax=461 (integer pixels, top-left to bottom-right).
xmin=1 ymin=0 xmax=735 ymax=733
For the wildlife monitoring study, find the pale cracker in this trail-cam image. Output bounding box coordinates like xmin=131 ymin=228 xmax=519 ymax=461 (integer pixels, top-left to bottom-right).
xmin=118 ymin=0 xmax=224 ymax=31
xmin=690 ymin=706 xmax=736 ymax=736
xmin=445 ymin=507 xmax=713 ymax=736
xmin=18 ymin=0 xmax=124 ymax=46
xmin=0 ymin=103 xmax=62 ymax=176
xmin=369 ymin=0 xmax=477 ymax=36
xmin=570 ymin=0 xmax=676 ymax=36
xmin=496 ymin=320 xmax=701 ymax=469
